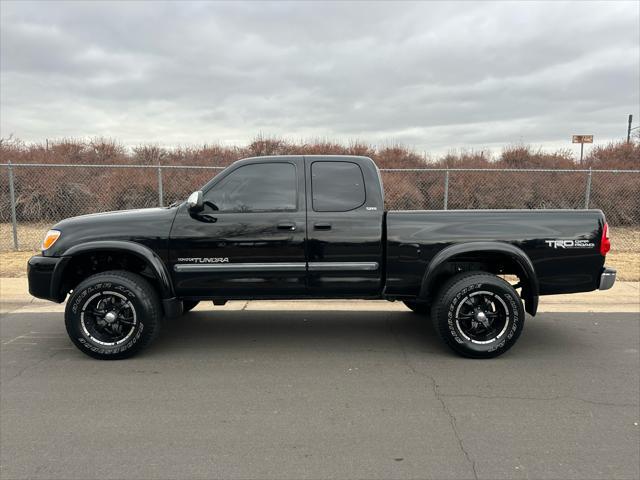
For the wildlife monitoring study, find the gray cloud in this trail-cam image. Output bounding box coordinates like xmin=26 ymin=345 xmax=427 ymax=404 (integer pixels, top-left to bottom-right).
xmin=1 ymin=0 xmax=638 ymax=156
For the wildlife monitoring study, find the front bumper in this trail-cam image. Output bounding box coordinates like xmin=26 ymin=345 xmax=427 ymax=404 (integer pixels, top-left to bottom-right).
xmin=598 ymin=267 xmax=616 ymax=290
xmin=27 ymin=255 xmax=68 ymax=302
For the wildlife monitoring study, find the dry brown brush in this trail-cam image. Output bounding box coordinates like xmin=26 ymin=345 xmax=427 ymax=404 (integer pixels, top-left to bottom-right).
xmin=0 ymin=136 xmax=638 ymax=226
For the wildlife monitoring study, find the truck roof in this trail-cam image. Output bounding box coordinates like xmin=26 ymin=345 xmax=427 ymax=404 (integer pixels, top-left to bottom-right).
xmin=237 ymin=154 xmax=374 ymax=164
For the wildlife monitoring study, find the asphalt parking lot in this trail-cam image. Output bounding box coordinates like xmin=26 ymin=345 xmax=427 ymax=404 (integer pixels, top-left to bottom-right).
xmin=1 ymin=299 xmax=639 ymax=480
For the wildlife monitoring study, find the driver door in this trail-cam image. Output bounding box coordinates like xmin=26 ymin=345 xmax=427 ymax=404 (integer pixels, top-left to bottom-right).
xmin=169 ymin=158 xmax=307 ymax=298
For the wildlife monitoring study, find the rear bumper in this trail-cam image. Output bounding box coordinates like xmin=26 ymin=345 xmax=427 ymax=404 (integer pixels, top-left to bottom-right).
xmin=598 ymin=267 xmax=616 ymax=290
xmin=27 ymin=255 xmax=67 ymax=302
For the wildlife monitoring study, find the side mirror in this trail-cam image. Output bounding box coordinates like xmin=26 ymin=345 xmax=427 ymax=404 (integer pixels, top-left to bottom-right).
xmin=187 ymin=191 xmax=204 ymax=213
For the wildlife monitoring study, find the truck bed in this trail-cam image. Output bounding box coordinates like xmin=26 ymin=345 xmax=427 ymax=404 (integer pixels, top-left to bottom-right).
xmin=385 ymin=209 xmax=606 ymax=297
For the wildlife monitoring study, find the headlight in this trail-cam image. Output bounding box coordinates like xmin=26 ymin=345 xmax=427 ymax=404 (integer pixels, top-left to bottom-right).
xmin=42 ymin=230 xmax=61 ymax=250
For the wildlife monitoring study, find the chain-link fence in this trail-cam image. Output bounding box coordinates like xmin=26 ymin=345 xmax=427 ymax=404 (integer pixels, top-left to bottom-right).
xmin=1 ymin=163 xmax=638 ymax=252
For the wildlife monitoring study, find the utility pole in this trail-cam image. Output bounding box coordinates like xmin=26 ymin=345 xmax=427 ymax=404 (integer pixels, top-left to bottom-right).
xmin=628 ymin=114 xmax=633 ymax=143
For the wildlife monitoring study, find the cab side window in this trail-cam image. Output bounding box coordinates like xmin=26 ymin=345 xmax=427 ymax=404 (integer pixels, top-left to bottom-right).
xmin=204 ymin=163 xmax=297 ymax=213
xmin=311 ymin=161 xmax=366 ymax=212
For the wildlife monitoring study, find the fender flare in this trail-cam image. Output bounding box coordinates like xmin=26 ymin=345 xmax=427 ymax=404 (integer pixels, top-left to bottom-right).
xmin=54 ymin=240 xmax=175 ymax=299
xmin=419 ymin=241 xmax=539 ymax=315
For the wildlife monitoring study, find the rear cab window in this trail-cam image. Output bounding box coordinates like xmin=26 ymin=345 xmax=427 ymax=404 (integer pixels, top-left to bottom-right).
xmin=311 ymin=161 xmax=366 ymax=212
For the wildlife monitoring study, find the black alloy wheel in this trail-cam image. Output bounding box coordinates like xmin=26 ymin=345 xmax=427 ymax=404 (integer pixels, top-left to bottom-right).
xmin=431 ymin=272 xmax=525 ymax=358
xmin=65 ymin=271 xmax=161 ymax=360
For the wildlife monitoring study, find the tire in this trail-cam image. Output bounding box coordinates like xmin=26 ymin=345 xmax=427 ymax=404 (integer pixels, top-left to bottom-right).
xmin=65 ymin=270 xmax=162 ymax=360
xmin=431 ymin=272 xmax=525 ymax=359
xmin=403 ymin=300 xmax=430 ymax=314
xmin=182 ymin=300 xmax=199 ymax=313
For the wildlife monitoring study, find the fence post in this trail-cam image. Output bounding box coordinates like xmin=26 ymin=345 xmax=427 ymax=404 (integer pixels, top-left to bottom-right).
xmin=584 ymin=167 xmax=592 ymax=209
xmin=157 ymin=165 xmax=163 ymax=207
xmin=7 ymin=161 xmax=19 ymax=250
xmin=443 ymin=169 xmax=449 ymax=210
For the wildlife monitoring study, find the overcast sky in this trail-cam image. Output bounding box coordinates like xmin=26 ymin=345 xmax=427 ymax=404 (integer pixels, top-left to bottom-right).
xmin=1 ymin=0 xmax=638 ymax=157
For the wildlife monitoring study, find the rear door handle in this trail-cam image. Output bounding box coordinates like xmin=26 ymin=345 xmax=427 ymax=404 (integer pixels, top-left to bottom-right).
xmin=314 ymin=223 xmax=332 ymax=231
xmin=277 ymin=222 xmax=296 ymax=231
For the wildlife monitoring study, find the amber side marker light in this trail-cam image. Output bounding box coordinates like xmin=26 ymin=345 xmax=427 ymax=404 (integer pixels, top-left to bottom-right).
xmin=600 ymin=223 xmax=611 ymax=256
xmin=42 ymin=230 xmax=61 ymax=250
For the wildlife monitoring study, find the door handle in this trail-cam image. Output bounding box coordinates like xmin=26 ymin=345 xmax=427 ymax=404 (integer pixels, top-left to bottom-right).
xmin=277 ymin=222 xmax=296 ymax=231
xmin=314 ymin=223 xmax=332 ymax=231
xmin=195 ymin=213 xmax=218 ymax=223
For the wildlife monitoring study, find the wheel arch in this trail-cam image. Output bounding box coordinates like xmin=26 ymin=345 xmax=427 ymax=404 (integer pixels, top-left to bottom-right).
xmin=52 ymin=241 xmax=175 ymax=301
xmin=419 ymin=242 xmax=539 ymax=316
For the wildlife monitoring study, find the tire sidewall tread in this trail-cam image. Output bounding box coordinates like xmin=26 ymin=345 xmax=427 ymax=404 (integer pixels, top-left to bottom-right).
xmin=65 ymin=270 xmax=161 ymax=360
xmin=431 ymin=272 xmax=525 ymax=359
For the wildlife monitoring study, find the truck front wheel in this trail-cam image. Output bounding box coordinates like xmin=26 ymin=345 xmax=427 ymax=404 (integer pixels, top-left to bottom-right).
xmin=64 ymin=270 xmax=162 ymax=360
xmin=431 ymin=272 xmax=525 ymax=358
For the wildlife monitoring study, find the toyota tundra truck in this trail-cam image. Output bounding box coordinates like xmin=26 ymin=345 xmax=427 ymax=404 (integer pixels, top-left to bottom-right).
xmin=27 ymin=155 xmax=616 ymax=359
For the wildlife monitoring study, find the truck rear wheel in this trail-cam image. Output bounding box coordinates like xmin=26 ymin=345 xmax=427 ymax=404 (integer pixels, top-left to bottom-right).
xmin=64 ymin=270 xmax=161 ymax=360
xmin=431 ymin=272 xmax=525 ymax=358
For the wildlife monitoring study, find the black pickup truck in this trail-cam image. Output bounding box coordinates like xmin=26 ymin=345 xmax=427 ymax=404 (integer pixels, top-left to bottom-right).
xmin=28 ymin=155 xmax=615 ymax=360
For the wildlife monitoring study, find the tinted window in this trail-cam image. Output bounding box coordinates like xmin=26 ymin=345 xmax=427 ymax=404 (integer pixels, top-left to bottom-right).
xmin=204 ymin=163 xmax=297 ymax=213
xmin=312 ymin=161 xmax=365 ymax=212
